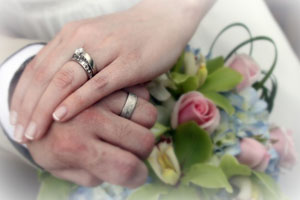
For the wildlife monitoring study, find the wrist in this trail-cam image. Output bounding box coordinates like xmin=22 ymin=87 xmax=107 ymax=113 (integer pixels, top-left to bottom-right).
xmin=132 ymin=0 xmax=215 ymax=39
xmin=135 ymin=0 xmax=215 ymax=20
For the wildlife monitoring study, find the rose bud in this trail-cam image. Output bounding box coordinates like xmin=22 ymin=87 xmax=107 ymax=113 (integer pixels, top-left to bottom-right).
xmin=270 ymin=127 xmax=297 ymax=169
xmin=237 ymin=138 xmax=270 ymax=171
xmin=227 ymin=54 xmax=260 ymax=92
xmin=171 ymin=91 xmax=220 ymax=133
xmin=148 ymin=139 xmax=181 ymax=185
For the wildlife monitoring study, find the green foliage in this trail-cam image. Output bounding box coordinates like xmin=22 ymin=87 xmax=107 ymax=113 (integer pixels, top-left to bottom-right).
xmin=202 ymin=91 xmax=235 ymax=115
xmin=220 ymin=155 xmax=252 ymax=178
xmin=151 ymin=122 xmax=170 ymax=139
xmin=206 ymin=56 xmax=225 ymax=74
xmin=127 ymin=184 xmax=171 ymax=200
xmin=160 ymin=185 xmax=200 ymax=200
xmin=252 ymin=171 xmax=283 ymax=200
xmin=170 ymin=72 xmax=199 ymax=93
xmin=200 ymin=67 xmax=243 ymax=93
xmin=37 ymin=172 xmax=77 ymax=200
xmin=174 ymin=122 xmax=213 ymax=171
xmin=182 ymin=76 xmax=200 ymax=92
xmin=182 ymin=164 xmax=233 ymax=193
xmin=172 ymin=52 xmax=185 ymax=73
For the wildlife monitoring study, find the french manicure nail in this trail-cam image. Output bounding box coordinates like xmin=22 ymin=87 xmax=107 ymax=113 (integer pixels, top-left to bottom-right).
xmin=14 ymin=124 xmax=24 ymax=143
xmin=10 ymin=111 xmax=18 ymax=125
xmin=25 ymin=122 xmax=37 ymax=140
xmin=53 ymin=106 xmax=67 ymax=121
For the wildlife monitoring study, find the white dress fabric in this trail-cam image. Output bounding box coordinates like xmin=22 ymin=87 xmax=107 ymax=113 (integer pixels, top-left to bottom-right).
xmin=0 ymin=0 xmax=141 ymax=40
xmin=0 ymin=0 xmax=299 ymax=199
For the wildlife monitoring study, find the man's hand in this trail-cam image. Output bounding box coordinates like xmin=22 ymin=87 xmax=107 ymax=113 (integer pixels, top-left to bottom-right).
xmin=27 ymin=86 xmax=157 ymax=188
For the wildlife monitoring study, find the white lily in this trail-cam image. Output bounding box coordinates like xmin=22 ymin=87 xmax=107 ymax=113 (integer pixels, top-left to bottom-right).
xmin=148 ymin=140 xmax=181 ymax=185
xmin=184 ymin=52 xmax=207 ymax=87
xmin=147 ymin=74 xmax=174 ymax=102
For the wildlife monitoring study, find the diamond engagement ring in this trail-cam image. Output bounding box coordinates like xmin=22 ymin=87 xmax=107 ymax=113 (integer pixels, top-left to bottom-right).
xmin=72 ymin=48 xmax=95 ymax=79
xmin=120 ymin=93 xmax=138 ymax=119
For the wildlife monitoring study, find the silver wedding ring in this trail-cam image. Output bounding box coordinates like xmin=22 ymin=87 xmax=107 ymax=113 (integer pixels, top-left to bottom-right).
xmin=72 ymin=48 xmax=95 ymax=79
xmin=120 ymin=93 xmax=138 ymax=119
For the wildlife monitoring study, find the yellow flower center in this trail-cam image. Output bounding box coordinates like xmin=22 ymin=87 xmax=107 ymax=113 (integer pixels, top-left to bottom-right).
xmin=156 ymin=149 xmax=179 ymax=185
xmin=158 ymin=152 xmax=175 ymax=171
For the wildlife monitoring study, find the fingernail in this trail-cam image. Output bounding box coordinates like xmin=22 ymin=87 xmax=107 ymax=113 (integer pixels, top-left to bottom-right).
xmin=53 ymin=106 xmax=67 ymax=121
xmin=25 ymin=122 xmax=37 ymax=140
xmin=14 ymin=125 xmax=24 ymax=143
xmin=10 ymin=111 xmax=18 ymax=125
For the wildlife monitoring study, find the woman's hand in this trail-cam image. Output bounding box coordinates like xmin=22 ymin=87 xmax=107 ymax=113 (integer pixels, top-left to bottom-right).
xmin=10 ymin=0 xmax=215 ymax=142
xmin=27 ymin=86 xmax=157 ymax=188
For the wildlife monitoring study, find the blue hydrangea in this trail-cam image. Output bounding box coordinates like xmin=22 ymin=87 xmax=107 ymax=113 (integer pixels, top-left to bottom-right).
xmin=70 ymin=183 xmax=131 ymax=200
xmin=212 ymin=87 xmax=270 ymax=157
xmin=265 ymin=148 xmax=280 ymax=179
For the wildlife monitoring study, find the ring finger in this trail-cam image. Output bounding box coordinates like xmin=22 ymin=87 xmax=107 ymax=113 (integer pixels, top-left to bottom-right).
xmin=21 ymin=46 xmax=118 ymax=142
xmin=100 ymin=90 xmax=157 ymax=128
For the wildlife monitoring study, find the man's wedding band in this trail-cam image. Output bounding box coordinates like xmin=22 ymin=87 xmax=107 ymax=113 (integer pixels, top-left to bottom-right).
xmin=72 ymin=48 xmax=95 ymax=79
xmin=120 ymin=93 xmax=138 ymax=119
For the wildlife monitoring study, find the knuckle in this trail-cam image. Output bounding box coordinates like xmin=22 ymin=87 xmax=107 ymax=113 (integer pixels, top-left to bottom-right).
xmin=118 ymin=155 xmax=140 ymax=183
xmin=33 ymin=65 xmax=49 ymax=85
xmin=69 ymin=92 xmax=84 ymax=107
xmin=53 ymin=67 xmax=74 ymax=89
xmin=73 ymin=24 xmax=91 ymax=38
xmin=90 ymin=75 xmax=109 ymax=91
xmin=100 ymin=32 xmax=116 ymax=46
xmin=123 ymin=50 xmax=142 ymax=66
xmin=140 ymin=133 xmax=155 ymax=159
xmin=141 ymin=103 xmax=157 ymax=128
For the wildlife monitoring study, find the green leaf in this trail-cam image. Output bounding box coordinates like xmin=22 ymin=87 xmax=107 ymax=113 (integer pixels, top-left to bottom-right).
xmin=127 ymin=184 xmax=171 ymax=200
xmin=202 ymin=91 xmax=235 ymax=115
xmin=171 ymin=72 xmax=190 ymax=84
xmin=37 ymin=173 xmax=77 ymax=200
xmin=172 ymin=52 xmax=185 ymax=73
xmin=220 ymin=155 xmax=252 ymax=179
xmin=170 ymin=72 xmax=199 ymax=93
xmin=199 ymin=68 xmax=243 ymax=92
xmin=252 ymin=171 xmax=282 ymax=200
xmin=182 ymin=76 xmax=199 ymax=92
xmin=151 ymin=122 xmax=170 ymax=139
xmin=182 ymin=164 xmax=233 ymax=193
xmin=206 ymin=56 xmax=225 ymax=74
xmin=160 ymin=185 xmax=200 ymax=200
xmin=174 ymin=122 xmax=213 ymax=171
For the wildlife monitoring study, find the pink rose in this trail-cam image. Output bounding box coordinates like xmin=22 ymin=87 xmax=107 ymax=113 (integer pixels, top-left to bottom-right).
xmin=270 ymin=127 xmax=297 ymax=169
xmin=171 ymin=91 xmax=220 ymax=133
xmin=237 ymin=138 xmax=270 ymax=171
xmin=227 ymin=54 xmax=260 ymax=92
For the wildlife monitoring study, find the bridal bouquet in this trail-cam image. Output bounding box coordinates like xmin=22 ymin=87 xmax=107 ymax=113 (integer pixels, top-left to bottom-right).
xmin=37 ymin=23 xmax=297 ymax=200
